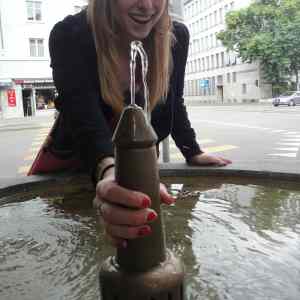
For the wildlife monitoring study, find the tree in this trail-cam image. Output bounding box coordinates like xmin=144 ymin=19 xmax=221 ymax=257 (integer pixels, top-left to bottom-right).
xmin=279 ymin=1 xmax=300 ymax=89
xmin=217 ymin=0 xmax=300 ymax=95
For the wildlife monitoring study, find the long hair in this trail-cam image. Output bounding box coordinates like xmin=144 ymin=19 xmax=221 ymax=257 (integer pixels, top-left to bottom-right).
xmin=87 ymin=0 xmax=173 ymax=114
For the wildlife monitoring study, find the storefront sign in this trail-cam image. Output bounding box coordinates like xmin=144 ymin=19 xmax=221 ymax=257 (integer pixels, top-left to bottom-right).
xmin=0 ymin=79 xmax=13 ymax=87
xmin=7 ymin=89 xmax=17 ymax=107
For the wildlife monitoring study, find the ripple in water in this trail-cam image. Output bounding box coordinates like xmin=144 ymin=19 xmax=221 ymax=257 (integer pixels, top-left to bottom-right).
xmin=166 ymin=182 xmax=300 ymax=300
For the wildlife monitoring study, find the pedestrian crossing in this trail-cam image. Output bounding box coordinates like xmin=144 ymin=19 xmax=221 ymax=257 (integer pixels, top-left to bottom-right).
xmin=17 ymin=127 xmax=299 ymax=175
xmin=163 ymin=139 xmax=238 ymax=162
xmin=267 ymin=131 xmax=300 ymax=158
xmin=18 ymin=132 xmax=238 ymax=175
xmin=18 ymin=126 xmax=51 ymax=175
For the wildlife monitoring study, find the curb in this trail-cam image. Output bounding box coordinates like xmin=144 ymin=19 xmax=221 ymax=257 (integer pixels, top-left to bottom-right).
xmin=1 ymin=163 xmax=300 ymax=199
xmin=159 ymin=163 xmax=300 ymax=181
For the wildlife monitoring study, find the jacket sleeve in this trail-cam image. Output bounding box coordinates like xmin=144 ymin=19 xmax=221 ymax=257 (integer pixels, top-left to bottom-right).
xmin=171 ymin=22 xmax=203 ymax=161
xmin=49 ymin=18 xmax=114 ymax=176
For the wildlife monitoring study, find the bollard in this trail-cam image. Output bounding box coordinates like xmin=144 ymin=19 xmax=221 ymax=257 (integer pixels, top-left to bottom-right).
xmin=99 ymin=104 xmax=185 ymax=300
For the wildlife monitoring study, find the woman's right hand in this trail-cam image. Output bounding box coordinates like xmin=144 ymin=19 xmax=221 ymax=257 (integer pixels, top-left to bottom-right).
xmin=94 ymin=176 xmax=175 ymax=249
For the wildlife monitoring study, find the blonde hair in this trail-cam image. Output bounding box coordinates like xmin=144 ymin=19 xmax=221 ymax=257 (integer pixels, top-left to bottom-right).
xmin=87 ymin=0 xmax=173 ymax=114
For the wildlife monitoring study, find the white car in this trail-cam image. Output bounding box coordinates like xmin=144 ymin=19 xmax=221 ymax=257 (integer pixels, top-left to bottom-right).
xmin=272 ymin=91 xmax=300 ymax=106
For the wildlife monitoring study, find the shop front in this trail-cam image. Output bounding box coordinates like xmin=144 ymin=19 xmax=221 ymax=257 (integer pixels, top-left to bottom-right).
xmin=0 ymin=79 xmax=23 ymax=119
xmin=14 ymin=78 xmax=56 ymax=117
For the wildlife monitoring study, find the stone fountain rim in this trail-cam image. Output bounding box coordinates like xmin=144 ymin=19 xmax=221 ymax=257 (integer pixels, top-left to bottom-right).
xmin=1 ymin=162 xmax=300 ymax=197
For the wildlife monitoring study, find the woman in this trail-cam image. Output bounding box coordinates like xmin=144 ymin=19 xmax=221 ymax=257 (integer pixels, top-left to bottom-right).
xmin=47 ymin=0 xmax=231 ymax=248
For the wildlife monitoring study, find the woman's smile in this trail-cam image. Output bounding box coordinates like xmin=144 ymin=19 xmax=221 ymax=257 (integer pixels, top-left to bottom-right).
xmin=115 ymin=0 xmax=166 ymax=41
xmin=129 ymin=13 xmax=155 ymax=25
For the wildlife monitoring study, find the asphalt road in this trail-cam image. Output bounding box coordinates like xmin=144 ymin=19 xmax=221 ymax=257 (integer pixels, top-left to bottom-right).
xmin=0 ymin=103 xmax=299 ymax=179
xmin=185 ymin=104 xmax=300 ymax=163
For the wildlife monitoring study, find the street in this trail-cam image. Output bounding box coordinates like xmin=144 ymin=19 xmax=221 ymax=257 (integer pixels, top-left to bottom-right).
xmin=186 ymin=104 xmax=300 ymax=163
xmin=0 ymin=104 xmax=299 ymax=179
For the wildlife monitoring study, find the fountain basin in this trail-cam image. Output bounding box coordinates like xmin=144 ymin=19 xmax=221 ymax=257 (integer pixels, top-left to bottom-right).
xmin=1 ymin=165 xmax=300 ymax=300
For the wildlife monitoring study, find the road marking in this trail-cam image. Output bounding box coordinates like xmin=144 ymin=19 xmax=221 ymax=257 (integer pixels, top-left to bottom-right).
xmin=170 ymin=144 xmax=238 ymax=160
xmin=40 ymin=122 xmax=53 ymax=128
xmin=169 ymin=139 xmax=215 ymax=149
xmin=17 ymin=123 xmax=51 ymax=176
xmin=281 ymin=139 xmax=300 ymax=142
xmin=272 ymin=130 xmax=286 ymax=133
xmin=267 ymin=153 xmax=297 ymax=158
xmin=31 ymin=141 xmax=44 ymax=146
xmin=203 ymin=145 xmax=238 ymax=153
xmin=38 ymin=129 xmax=51 ymax=134
xmin=170 ymin=153 xmax=184 ymax=160
xmin=18 ymin=165 xmax=31 ymax=174
xmin=282 ymin=135 xmax=300 ymax=138
xmin=34 ymin=134 xmax=48 ymax=139
xmin=29 ymin=146 xmax=41 ymax=152
xmin=24 ymin=154 xmax=36 ymax=161
xmin=278 ymin=142 xmax=300 ymax=146
xmin=274 ymin=147 xmax=299 ymax=151
xmin=282 ymin=131 xmax=299 ymax=135
xmin=193 ymin=120 xmax=272 ymax=131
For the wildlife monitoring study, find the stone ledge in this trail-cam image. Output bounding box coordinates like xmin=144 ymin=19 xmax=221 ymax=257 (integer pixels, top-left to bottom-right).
xmin=1 ymin=161 xmax=300 ymax=198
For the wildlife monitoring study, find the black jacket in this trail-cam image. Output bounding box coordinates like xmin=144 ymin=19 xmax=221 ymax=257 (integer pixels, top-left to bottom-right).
xmin=49 ymin=9 xmax=202 ymax=176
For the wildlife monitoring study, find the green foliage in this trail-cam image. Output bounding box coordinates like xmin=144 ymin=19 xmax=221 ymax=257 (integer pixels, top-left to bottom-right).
xmin=217 ymin=0 xmax=300 ymax=94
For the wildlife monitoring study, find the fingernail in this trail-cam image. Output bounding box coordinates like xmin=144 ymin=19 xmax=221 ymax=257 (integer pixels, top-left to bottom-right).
xmin=147 ymin=211 xmax=157 ymax=222
xmin=142 ymin=197 xmax=151 ymax=208
xmin=138 ymin=226 xmax=151 ymax=237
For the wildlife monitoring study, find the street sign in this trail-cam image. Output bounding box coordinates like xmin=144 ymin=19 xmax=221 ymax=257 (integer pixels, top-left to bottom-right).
xmin=200 ymin=79 xmax=209 ymax=88
xmin=7 ymin=90 xmax=16 ymax=107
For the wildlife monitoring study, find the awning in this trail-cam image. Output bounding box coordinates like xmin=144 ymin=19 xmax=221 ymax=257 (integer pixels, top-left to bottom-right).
xmin=0 ymin=78 xmax=13 ymax=87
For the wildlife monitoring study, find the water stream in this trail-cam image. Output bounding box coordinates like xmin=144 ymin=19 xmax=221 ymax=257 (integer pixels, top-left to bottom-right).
xmin=130 ymin=41 xmax=150 ymax=120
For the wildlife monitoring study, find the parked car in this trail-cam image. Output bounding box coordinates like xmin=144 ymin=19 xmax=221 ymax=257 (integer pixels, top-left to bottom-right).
xmin=272 ymin=91 xmax=300 ymax=106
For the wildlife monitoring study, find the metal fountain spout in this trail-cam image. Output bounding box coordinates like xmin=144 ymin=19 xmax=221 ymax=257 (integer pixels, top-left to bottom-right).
xmin=99 ymin=41 xmax=185 ymax=300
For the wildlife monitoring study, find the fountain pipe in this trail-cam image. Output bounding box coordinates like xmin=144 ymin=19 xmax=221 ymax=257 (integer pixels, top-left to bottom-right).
xmin=99 ymin=105 xmax=185 ymax=299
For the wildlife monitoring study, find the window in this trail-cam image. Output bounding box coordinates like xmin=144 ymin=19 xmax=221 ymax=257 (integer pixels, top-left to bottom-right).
xmin=216 ymin=53 xmax=219 ymax=68
xmin=0 ymin=10 xmax=4 ymax=49
xmin=219 ymin=8 xmax=223 ymax=23
xmin=214 ymin=11 xmax=217 ymax=26
xmin=29 ymin=38 xmax=44 ymax=57
xmin=242 ymin=84 xmax=247 ymax=94
xmin=233 ymin=72 xmax=237 ymax=82
xmin=227 ymin=73 xmax=231 ymax=83
xmin=221 ymin=52 xmax=225 ymax=67
xmin=27 ymin=1 xmax=42 ymax=21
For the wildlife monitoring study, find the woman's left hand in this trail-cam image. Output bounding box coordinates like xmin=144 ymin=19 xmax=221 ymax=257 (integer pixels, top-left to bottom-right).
xmin=188 ymin=152 xmax=232 ymax=167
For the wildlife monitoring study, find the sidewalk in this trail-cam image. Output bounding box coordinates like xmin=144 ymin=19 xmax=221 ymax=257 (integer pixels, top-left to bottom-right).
xmin=184 ymin=97 xmax=273 ymax=106
xmin=0 ymin=114 xmax=54 ymax=132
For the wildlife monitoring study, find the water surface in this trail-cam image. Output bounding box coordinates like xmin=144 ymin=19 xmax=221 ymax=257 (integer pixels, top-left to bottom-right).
xmin=0 ymin=177 xmax=300 ymax=300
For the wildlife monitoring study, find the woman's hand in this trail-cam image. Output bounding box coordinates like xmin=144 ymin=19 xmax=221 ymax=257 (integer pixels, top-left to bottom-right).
xmin=189 ymin=152 xmax=232 ymax=167
xmin=94 ymin=176 xmax=175 ymax=248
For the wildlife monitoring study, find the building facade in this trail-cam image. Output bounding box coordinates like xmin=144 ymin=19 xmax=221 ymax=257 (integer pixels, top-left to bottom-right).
xmin=183 ymin=0 xmax=272 ymax=103
xmin=170 ymin=0 xmax=184 ymax=21
xmin=0 ymin=0 xmax=87 ymax=119
xmin=0 ymin=0 xmax=184 ymax=119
